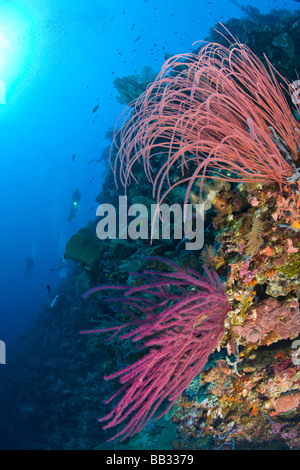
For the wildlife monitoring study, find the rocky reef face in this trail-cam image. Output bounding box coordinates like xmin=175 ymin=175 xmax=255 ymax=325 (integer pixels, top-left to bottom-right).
xmin=168 ymin=180 xmax=300 ymax=450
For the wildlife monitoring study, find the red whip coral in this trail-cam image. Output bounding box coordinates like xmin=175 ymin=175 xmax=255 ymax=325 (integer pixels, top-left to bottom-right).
xmin=81 ymin=258 xmax=230 ymax=441
xmin=111 ymin=31 xmax=299 ymax=209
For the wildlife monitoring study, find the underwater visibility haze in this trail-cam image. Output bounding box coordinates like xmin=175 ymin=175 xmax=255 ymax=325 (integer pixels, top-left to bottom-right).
xmin=0 ymin=0 xmax=300 ymax=451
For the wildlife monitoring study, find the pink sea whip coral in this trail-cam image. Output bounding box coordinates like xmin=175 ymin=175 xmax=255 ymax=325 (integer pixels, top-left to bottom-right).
xmin=111 ymin=31 xmax=299 ymax=210
xmin=81 ymin=258 xmax=230 ymax=441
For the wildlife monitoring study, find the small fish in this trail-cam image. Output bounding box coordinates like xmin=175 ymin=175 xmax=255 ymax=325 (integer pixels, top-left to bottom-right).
xmin=272 ymin=32 xmax=295 ymax=58
xmin=92 ymin=103 xmax=100 ymax=113
xmin=86 ymin=158 xmax=101 ymax=165
xmin=134 ymin=36 xmax=140 ymax=42
xmin=272 ymin=32 xmax=292 ymax=48
xmin=46 ymin=284 xmax=51 ymax=294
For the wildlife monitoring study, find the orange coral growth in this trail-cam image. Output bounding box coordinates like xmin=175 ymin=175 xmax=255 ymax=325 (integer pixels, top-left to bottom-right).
xmin=271 ymin=391 xmax=300 ymax=416
xmin=274 ymin=181 xmax=300 ymax=229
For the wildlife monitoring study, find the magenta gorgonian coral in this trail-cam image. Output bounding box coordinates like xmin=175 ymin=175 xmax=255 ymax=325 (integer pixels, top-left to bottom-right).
xmin=80 ymin=258 xmax=230 ymax=441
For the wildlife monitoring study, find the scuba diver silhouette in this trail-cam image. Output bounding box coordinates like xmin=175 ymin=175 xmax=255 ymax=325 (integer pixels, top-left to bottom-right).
xmin=25 ymin=257 xmax=35 ymax=275
xmin=68 ymin=188 xmax=81 ymax=221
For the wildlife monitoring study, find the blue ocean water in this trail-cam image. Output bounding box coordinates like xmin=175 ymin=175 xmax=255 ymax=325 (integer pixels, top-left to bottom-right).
xmin=0 ymin=0 xmax=299 ymax=451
